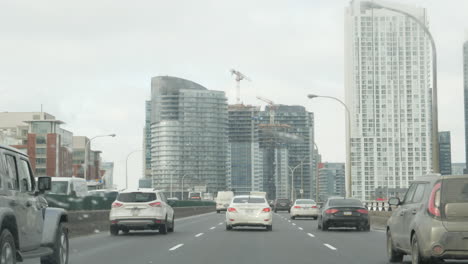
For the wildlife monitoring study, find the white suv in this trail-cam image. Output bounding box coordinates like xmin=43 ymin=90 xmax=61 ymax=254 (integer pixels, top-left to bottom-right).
xmin=109 ymin=189 xmax=175 ymax=235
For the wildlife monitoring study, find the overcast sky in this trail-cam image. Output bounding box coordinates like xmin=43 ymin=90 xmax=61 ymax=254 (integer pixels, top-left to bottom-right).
xmin=1 ymin=0 xmax=467 ymax=188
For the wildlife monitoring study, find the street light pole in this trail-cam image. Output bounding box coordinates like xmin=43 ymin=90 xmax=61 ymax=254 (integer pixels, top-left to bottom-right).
xmin=288 ymin=156 xmax=308 ymax=201
xmin=308 ymin=94 xmax=352 ymax=198
xmin=125 ymin=149 xmax=142 ymax=189
xmin=360 ymin=1 xmax=439 ymax=173
xmin=84 ymin=134 xmax=116 ymax=181
xmin=314 ymin=143 xmax=320 ymax=202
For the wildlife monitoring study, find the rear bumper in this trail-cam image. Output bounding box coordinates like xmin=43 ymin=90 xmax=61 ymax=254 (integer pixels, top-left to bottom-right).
xmin=291 ymin=209 xmax=320 ymax=217
xmin=226 ymin=213 xmax=272 ymax=226
xmin=110 ymin=218 xmax=166 ymax=229
xmin=274 ymin=207 xmax=290 ymax=211
xmin=426 ymin=231 xmax=468 ymax=260
xmin=324 ymin=216 xmax=368 ymax=227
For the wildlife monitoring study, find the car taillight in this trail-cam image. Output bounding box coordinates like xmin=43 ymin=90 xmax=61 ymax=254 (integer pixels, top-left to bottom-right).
xmin=357 ymin=209 xmax=368 ymax=214
xmin=311 ymin=205 xmax=318 ymax=208
xmin=293 ymin=206 xmax=301 ymax=208
xmin=428 ymin=182 xmax=441 ymax=217
xmin=149 ymin=202 xmax=162 ymax=207
xmin=262 ymin=208 xmax=271 ymax=212
xmin=112 ymin=202 xmax=123 ymax=208
xmin=227 ymin=207 xmax=237 ymax=212
xmin=325 ymin=209 xmax=339 ymax=214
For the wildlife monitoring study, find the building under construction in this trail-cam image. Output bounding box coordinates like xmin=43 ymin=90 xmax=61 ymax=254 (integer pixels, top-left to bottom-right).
xmin=227 ymin=104 xmax=263 ymax=194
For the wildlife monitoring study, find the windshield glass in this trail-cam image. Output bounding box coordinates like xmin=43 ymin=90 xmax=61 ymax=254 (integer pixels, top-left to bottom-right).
xmin=329 ymin=199 xmax=362 ymax=207
xmin=50 ymin=181 xmax=68 ymax=195
xmin=117 ymin=193 xmax=157 ymax=203
xmin=233 ymin=197 xmax=266 ymax=204
xmin=296 ymin=200 xmax=315 ymax=205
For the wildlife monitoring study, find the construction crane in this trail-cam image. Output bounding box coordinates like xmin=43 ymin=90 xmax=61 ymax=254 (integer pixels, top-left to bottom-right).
xmin=256 ymin=96 xmax=277 ymax=125
xmin=230 ymin=69 xmax=251 ymax=104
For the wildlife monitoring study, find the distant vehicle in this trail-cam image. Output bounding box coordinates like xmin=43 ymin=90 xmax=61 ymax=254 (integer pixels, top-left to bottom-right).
xmin=290 ymin=199 xmax=319 ymax=220
xmin=250 ymin=191 xmax=267 ymax=199
xmin=0 ymin=145 xmax=69 ymax=263
xmin=202 ymin=192 xmax=214 ymax=201
xmin=87 ymin=181 xmax=104 ymax=191
xmin=318 ymin=197 xmax=369 ymax=231
xmin=273 ymin=198 xmax=291 ymax=213
xmin=188 ymin=192 xmax=202 ymax=200
xmin=387 ymin=175 xmax=468 ymax=263
xmin=225 ymin=195 xmax=272 ymax=231
xmin=50 ymin=177 xmax=88 ymax=197
xmin=216 ymin=191 xmax=234 ymax=213
xmin=109 ymin=188 xmax=175 ymax=235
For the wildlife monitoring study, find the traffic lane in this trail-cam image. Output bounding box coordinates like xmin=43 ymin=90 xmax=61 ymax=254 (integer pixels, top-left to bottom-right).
xmin=169 ymin=212 xmax=344 ymax=264
xmin=278 ymin=212 xmax=387 ymax=264
xmin=284 ymin=212 xmax=468 ymax=264
xmin=22 ymin=212 xmax=221 ymax=264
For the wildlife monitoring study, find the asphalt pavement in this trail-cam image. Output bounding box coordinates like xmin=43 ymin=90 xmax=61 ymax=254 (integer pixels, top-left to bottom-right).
xmin=22 ymin=211 xmax=468 ymax=264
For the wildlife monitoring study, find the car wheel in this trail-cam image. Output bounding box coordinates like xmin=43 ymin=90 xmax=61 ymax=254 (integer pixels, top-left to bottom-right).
xmin=322 ymin=222 xmax=328 ymax=231
xmin=0 ymin=229 xmax=16 ymax=264
xmin=291 ymin=216 xmax=295 ymax=220
xmin=216 ymin=210 xmax=220 ymax=214
xmin=226 ymin=225 xmax=232 ymax=231
xmin=168 ymin=217 xmax=175 ymax=233
xmin=41 ymin=223 xmax=69 ymax=264
xmin=122 ymin=228 xmax=130 ymax=235
xmin=110 ymin=225 xmax=119 ymax=236
xmin=266 ymin=225 xmax=272 ymax=231
xmin=274 ymin=210 xmax=277 ymax=213
xmin=159 ymin=219 xmax=168 ymax=235
xmin=411 ymin=235 xmax=428 ymax=264
xmin=387 ymin=230 xmax=404 ymax=263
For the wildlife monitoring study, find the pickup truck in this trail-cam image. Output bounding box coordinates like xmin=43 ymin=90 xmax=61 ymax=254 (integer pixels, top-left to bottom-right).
xmin=0 ymin=145 xmax=69 ymax=264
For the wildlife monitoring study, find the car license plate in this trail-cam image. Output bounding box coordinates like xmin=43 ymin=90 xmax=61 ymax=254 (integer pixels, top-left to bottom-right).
xmin=132 ymin=209 xmax=140 ymax=216
xmin=344 ymin=211 xmax=352 ymax=216
xmin=280 ymin=203 xmax=286 ymax=206
xmin=245 ymin=210 xmax=254 ymax=214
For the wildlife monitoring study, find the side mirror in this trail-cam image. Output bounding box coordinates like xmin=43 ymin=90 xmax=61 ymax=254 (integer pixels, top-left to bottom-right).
xmin=388 ymin=197 xmax=401 ymax=206
xmin=37 ymin=177 xmax=51 ymax=194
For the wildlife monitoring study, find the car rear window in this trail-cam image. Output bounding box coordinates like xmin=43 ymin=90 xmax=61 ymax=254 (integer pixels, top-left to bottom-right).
xmin=442 ymin=179 xmax=468 ymax=204
xmin=117 ymin=192 xmax=157 ymax=203
xmin=277 ymin=199 xmax=289 ymax=203
xmin=296 ymin=200 xmax=315 ymax=205
xmin=329 ymin=199 xmax=362 ymax=207
xmin=233 ymin=197 xmax=266 ymax=204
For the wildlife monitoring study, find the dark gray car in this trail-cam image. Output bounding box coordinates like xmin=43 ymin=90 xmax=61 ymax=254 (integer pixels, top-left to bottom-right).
xmin=387 ymin=174 xmax=468 ymax=263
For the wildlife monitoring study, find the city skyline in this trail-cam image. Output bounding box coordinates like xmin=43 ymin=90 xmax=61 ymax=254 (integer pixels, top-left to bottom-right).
xmin=1 ymin=0 xmax=467 ymax=189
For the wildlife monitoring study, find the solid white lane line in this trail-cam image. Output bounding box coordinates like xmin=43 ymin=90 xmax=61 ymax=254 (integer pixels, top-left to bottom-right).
xmin=210 ymin=227 xmax=216 ymax=230
xmin=169 ymin=244 xmax=184 ymax=251
xmin=324 ymin=244 xmax=337 ymax=251
xmin=195 ymin=233 xmax=204 ymax=237
xmin=307 ymin=233 xmax=315 ymax=237
xmin=298 ymin=227 xmax=303 ymax=230
xmin=292 ymin=223 xmax=296 ymax=226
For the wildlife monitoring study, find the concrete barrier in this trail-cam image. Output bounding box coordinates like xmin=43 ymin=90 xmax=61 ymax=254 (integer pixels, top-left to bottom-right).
xmin=65 ymin=206 xmax=215 ymax=237
xmin=369 ymin=211 xmax=392 ymax=230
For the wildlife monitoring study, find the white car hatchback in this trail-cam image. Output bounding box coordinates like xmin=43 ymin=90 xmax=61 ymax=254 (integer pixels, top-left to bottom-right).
xmin=226 ymin=195 xmax=273 ymax=231
xmin=109 ymin=189 xmax=175 ymax=235
xmin=290 ymin=199 xmax=320 ymax=220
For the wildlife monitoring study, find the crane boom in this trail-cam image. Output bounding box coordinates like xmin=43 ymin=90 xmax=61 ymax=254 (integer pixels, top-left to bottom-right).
xmin=231 ymin=69 xmax=251 ymax=104
xmin=256 ymin=96 xmax=277 ymax=125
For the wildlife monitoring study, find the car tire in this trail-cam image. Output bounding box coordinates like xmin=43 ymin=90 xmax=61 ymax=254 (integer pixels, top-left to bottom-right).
xmin=226 ymin=225 xmax=232 ymax=231
xmin=159 ymin=220 xmax=168 ymax=235
xmin=291 ymin=216 xmax=295 ymax=220
xmin=387 ymin=230 xmax=404 ymax=263
xmin=274 ymin=210 xmax=277 ymax=213
xmin=41 ymin=223 xmax=69 ymax=264
xmin=322 ymin=222 xmax=328 ymax=231
xmin=0 ymin=229 xmax=17 ymax=264
xmin=411 ymin=235 xmax=428 ymax=264
xmin=168 ymin=217 xmax=175 ymax=233
xmin=110 ymin=225 xmax=119 ymax=236
xmin=216 ymin=210 xmax=220 ymax=214
xmin=266 ymin=225 xmax=272 ymax=231
xmin=122 ymin=228 xmax=130 ymax=235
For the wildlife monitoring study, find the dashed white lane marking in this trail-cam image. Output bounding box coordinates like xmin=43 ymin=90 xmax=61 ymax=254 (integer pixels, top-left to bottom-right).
xmin=292 ymin=223 xmax=296 ymax=226
xmin=218 ymin=222 xmax=223 ymax=225
xmin=210 ymin=227 xmax=216 ymax=230
xmin=298 ymin=227 xmax=303 ymax=230
xmin=169 ymin=244 xmax=184 ymax=251
xmin=195 ymin=233 xmax=204 ymax=237
xmin=324 ymin=244 xmax=337 ymax=251
xmin=288 ymin=220 xmax=291 ymax=223
xmin=307 ymin=233 xmax=315 ymax=237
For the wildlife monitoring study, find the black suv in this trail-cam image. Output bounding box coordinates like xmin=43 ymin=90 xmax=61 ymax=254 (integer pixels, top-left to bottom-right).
xmin=274 ymin=198 xmax=291 ymax=212
xmin=0 ymin=145 xmax=69 ymax=264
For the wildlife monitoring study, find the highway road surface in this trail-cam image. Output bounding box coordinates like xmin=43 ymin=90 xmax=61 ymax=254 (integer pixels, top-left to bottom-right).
xmin=23 ymin=212 xmax=468 ymax=264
